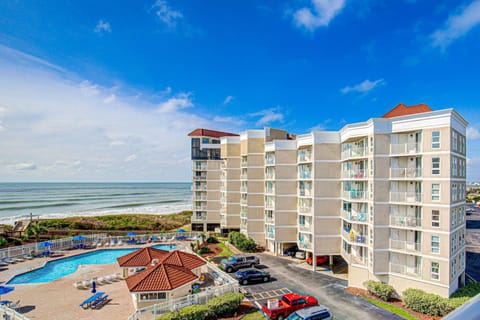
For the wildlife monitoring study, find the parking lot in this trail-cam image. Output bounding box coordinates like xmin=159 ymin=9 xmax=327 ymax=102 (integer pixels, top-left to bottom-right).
xmin=236 ymin=253 xmax=402 ymax=320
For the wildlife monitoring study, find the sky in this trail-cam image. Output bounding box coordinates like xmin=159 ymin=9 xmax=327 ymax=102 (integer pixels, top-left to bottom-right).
xmin=0 ymin=0 xmax=480 ymax=182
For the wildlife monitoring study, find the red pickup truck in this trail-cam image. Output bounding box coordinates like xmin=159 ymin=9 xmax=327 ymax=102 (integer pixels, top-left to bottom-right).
xmin=261 ymin=293 xmax=318 ymax=320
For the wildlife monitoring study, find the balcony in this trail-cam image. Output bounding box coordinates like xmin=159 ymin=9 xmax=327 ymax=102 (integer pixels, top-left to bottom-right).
xmin=193 ymin=184 xmax=207 ymax=191
xmin=265 ymin=154 xmax=275 ymax=166
xmin=240 ymin=173 xmax=248 ymax=180
xmin=241 ymin=160 xmax=248 ymax=168
xmin=194 ymin=205 xmax=207 ymax=211
xmin=265 ymin=172 xmax=276 ymax=180
xmin=240 ymin=186 xmax=248 ymax=193
xmin=298 ymin=171 xmax=312 ymax=180
xmin=390 ymin=239 xmax=421 ymax=252
xmin=390 ymin=215 xmax=421 ymax=228
xmin=298 ymin=224 xmax=313 ymax=232
xmin=390 ymin=167 xmax=422 ymax=179
xmin=390 ymin=143 xmax=421 ymax=155
xmin=341 ymin=190 xmax=367 ymax=201
xmin=266 ymin=228 xmax=275 ymax=239
xmin=192 ymin=164 xmax=207 ymax=171
xmin=265 ymin=188 xmax=275 ymax=195
xmin=240 ymin=211 xmax=247 ymax=218
xmin=298 ymin=206 xmax=312 ymax=214
xmin=341 ymin=210 xmax=367 ymax=223
xmin=298 ymin=240 xmax=312 ymax=250
xmin=265 ymin=201 xmax=275 ymax=210
xmin=194 ymin=195 xmax=207 ymax=201
xmin=390 ymin=192 xmax=422 ymax=203
xmin=298 ymin=188 xmax=313 ymax=197
xmin=298 ymin=150 xmax=312 ymax=163
xmin=265 ymin=215 xmax=274 ymax=224
xmin=240 ymin=198 xmax=248 ymax=206
xmin=342 ymin=229 xmax=368 ymax=245
xmin=390 ymin=263 xmax=421 ymax=277
xmin=193 ymin=175 xmax=207 ymax=181
xmin=341 ymin=169 xmax=367 ymax=180
xmin=341 ymin=147 xmax=367 ymax=160
xmin=341 ymin=248 xmax=351 ymax=262
xmin=191 ymin=214 xmax=207 ymax=222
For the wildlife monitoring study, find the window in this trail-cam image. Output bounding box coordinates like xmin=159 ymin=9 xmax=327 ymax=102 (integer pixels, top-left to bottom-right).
xmin=432 ymin=157 xmax=440 ymax=175
xmin=451 ymin=234 xmax=457 ymax=253
xmin=431 ymin=262 xmax=440 ymax=280
xmin=431 ymin=236 xmax=440 ymax=254
xmin=432 ymin=184 xmax=440 ymax=201
xmin=432 ymin=210 xmax=440 ymax=227
xmin=299 ymin=215 xmax=305 ymax=225
xmin=139 ymin=292 xmax=167 ymax=301
xmin=432 ymin=131 xmax=440 ymax=148
xmin=452 ymin=157 xmax=458 ymax=176
xmin=452 ymin=183 xmax=458 ymax=201
xmin=452 ymin=131 xmax=458 ymax=151
xmin=451 ymin=208 xmax=457 ymax=227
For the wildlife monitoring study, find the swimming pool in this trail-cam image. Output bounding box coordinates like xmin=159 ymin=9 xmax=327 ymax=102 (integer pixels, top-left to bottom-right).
xmin=8 ymin=244 xmax=178 ymax=284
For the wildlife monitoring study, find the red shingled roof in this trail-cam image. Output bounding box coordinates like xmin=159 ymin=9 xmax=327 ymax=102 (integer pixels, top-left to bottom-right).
xmin=382 ymin=103 xmax=432 ymax=118
xmin=188 ymin=128 xmax=238 ymax=138
xmin=157 ymin=250 xmax=207 ymax=270
xmin=126 ymin=263 xmax=198 ymax=292
xmin=117 ymin=247 xmax=170 ymax=267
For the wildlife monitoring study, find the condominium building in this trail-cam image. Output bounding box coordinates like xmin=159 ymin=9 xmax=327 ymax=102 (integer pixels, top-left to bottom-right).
xmin=188 ymin=103 xmax=467 ymax=297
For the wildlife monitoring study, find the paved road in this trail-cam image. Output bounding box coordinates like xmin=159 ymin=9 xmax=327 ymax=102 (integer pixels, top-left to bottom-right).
xmin=245 ymin=253 xmax=402 ymax=320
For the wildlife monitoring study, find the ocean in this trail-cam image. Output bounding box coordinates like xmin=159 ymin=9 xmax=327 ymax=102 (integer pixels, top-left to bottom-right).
xmin=0 ymin=182 xmax=192 ymax=225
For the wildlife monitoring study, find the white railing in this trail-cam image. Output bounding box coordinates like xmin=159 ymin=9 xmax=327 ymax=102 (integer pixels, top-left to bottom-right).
xmin=390 ymin=167 xmax=422 ymax=179
xmin=265 ymin=188 xmax=275 ymax=195
xmin=192 ymin=164 xmax=207 ymax=171
xmin=341 ymin=170 xmax=367 ymax=179
xmin=265 ymin=173 xmax=275 ymax=180
xmin=240 ymin=173 xmax=248 ymax=180
xmin=193 ymin=175 xmax=207 ymax=180
xmin=298 ymin=206 xmax=312 ymax=214
xmin=341 ymin=210 xmax=367 ymax=223
xmin=390 ymin=239 xmax=421 ymax=252
xmin=298 ymin=172 xmax=312 ymax=180
xmin=390 ymin=215 xmax=421 ymax=228
xmin=241 ymin=160 xmax=248 ymax=167
xmin=191 ymin=215 xmax=207 ymax=222
xmin=342 ymin=230 xmax=368 ymax=244
xmin=298 ymin=150 xmax=312 ymax=163
xmin=265 ymin=155 xmax=275 ymax=165
xmin=298 ymin=189 xmax=313 ymax=197
xmin=194 ymin=205 xmax=207 ymax=211
xmin=0 ymin=305 xmax=30 ymax=320
xmin=265 ymin=201 xmax=275 ymax=209
xmin=299 ymin=240 xmax=312 ymax=250
xmin=240 ymin=186 xmax=248 ymax=193
xmin=390 ymin=192 xmax=422 ymax=203
xmin=341 ymin=147 xmax=367 ymax=160
xmin=193 ymin=184 xmax=207 ymax=191
xmin=390 ymin=263 xmax=421 ymax=277
xmin=298 ymin=224 xmax=312 ymax=232
xmin=342 ymin=190 xmax=367 ymax=201
xmin=194 ymin=195 xmax=207 ymax=201
xmin=390 ymin=143 xmax=421 ymax=155
xmin=127 ymin=262 xmax=239 ymax=320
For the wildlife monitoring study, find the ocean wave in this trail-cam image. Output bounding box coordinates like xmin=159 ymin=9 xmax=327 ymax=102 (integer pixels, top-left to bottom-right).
xmin=99 ymin=200 xmax=181 ymax=209
xmin=0 ymin=202 xmax=78 ymax=211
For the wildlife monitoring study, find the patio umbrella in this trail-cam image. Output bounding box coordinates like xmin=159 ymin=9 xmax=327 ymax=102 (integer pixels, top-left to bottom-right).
xmin=177 ymin=229 xmax=186 ymax=233
xmin=126 ymin=231 xmax=137 ymax=237
xmin=72 ymin=235 xmax=86 ymax=241
xmin=0 ymin=285 xmax=14 ymax=300
xmin=91 ymin=280 xmax=96 ymax=294
xmin=39 ymin=241 xmax=53 ymax=248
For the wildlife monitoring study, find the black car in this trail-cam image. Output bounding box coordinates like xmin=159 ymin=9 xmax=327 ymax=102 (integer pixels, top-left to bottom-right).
xmin=284 ymin=245 xmax=298 ymax=257
xmin=235 ymin=268 xmax=270 ymax=285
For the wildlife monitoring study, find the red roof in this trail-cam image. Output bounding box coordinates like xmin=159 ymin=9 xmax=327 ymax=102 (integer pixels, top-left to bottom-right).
xmin=126 ymin=263 xmax=198 ymax=292
xmin=157 ymin=250 xmax=207 ymax=270
xmin=117 ymin=247 xmax=170 ymax=267
xmin=382 ymin=103 xmax=432 ymax=118
xmin=188 ymin=128 xmax=238 ymax=138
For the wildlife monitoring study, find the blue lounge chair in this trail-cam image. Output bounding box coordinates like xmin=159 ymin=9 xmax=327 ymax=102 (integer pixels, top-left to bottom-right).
xmin=91 ymin=295 xmax=109 ymax=309
xmin=79 ymin=292 xmax=105 ymax=309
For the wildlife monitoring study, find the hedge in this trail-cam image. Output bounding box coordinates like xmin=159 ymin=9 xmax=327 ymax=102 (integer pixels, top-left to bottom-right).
xmin=228 ymin=231 xmax=257 ymax=252
xmin=198 ymin=246 xmax=212 ymax=254
xmin=364 ymin=280 xmax=395 ymax=301
xmin=206 ymin=236 xmax=219 ymax=244
xmin=402 ymin=288 xmax=453 ymax=316
xmin=156 ymin=293 xmax=244 ymax=320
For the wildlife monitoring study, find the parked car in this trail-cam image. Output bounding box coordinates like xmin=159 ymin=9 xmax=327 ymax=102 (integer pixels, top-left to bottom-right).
xmin=284 ymin=245 xmax=298 ymax=257
xmin=262 ymin=293 xmax=318 ymax=320
xmin=306 ymin=256 xmax=328 ymax=266
xmin=295 ymin=251 xmax=306 ymax=260
xmin=235 ymin=268 xmax=270 ymax=285
xmin=286 ymin=305 xmax=333 ymax=320
xmin=221 ymin=254 xmax=260 ymax=273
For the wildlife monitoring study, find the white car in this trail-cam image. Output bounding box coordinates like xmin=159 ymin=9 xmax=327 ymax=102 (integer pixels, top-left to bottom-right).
xmin=295 ymin=251 xmax=306 ymax=259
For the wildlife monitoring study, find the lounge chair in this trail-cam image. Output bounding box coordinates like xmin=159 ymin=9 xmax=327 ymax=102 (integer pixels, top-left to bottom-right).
xmin=9 ymin=300 xmax=20 ymax=310
xmin=13 ymin=256 xmax=24 ymax=263
xmin=91 ymin=294 xmax=109 ymax=309
xmin=73 ymin=281 xmax=87 ymax=289
xmin=117 ymin=239 xmax=123 ymax=246
xmin=97 ymin=276 xmax=109 ymax=284
xmin=109 ymin=239 xmax=116 ymax=246
xmin=0 ymin=259 xmax=8 ymax=266
xmin=79 ymin=292 xmax=105 ymax=309
xmin=22 ymin=253 xmax=33 ymax=260
xmin=4 ymin=257 xmax=15 ymax=264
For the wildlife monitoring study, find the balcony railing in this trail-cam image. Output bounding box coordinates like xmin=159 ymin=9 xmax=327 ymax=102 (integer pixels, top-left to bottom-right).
xmin=194 ymin=195 xmax=207 ymax=201
xmin=240 ymin=211 xmax=247 ymax=218
xmin=298 ymin=240 xmax=312 ymax=250
xmin=341 ymin=248 xmax=351 ymax=262
xmin=298 ymin=224 xmax=312 ymax=232
xmin=342 ymin=190 xmax=367 ymax=201
xmin=390 ymin=192 xmax=422 ymax=203
xmin=298 ymin=189 xmax=313 ymax=197
xmin=390 ymin=239 xmax=421 ymax=252
xmin=265 ymin=173 xmax=275 ymax=180
xmin=193 ymin=184 xmax=207 ymax=191
xmin=240 ymin=186 xmax=248 ymax=193
xmin=298 ymin=150 xmax=312 ymax=163
xmin=298 ymin=172 xmax=312 ymax=180
xmin=240 ymin=198 xmax=248 ymax=206
xmin=390 ymin=215 xmax=421 ymax=228
xmin=241 ymin=160 xmax=248 ymax=167
xmin=390 ymin=143 xmax=421 ymax=155
xmin=266 ymin=229 xmax=275 ymax=239
xmin=265 ymin=155 xmax=275 ymax=165
xmin=265 ymin=215 xmax=274 ymax=223
xmin=192 ymin=164 xmax=207 ymax=171
xmin=390 ymin=263 xmax=421 ymax=277
xmin=341 ymin=170 xmax=367 ymax=179
xmin=298 ymin=206 xmax=312 ymax=214
xmin=390 ymin=167 xmax=422 ymax=179
xmin=192 ymin=214 xmax=207 ymax=222
xmin=342 ymin=229 xmax=368 ymax=245
xmin=265 ymin=201 xmax=275 ymax=209
xmin=265 ymin=188 xmax=275 ymax=195
xmin=341 ymin=210 xmax=367 ymax=222
xmin=341 ymin=147 xmax=367 ymax=160
xmin=194 ymin=205 xmax=207 ymax=211
xmin=240 ymin=173 xmax=248 ymax=180
xmin=193 ymin=175 xmax=207 ymax=180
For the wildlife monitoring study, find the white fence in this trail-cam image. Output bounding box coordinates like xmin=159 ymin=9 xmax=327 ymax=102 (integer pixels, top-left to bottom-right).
xmin=0 ymin=305 xmax=30 ymax=320
xmin=127 ymin=262 xmax=239 ymax=320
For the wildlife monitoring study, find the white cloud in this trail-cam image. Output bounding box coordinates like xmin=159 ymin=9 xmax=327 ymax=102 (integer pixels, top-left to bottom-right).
xmin=0 ymin=45 xmax=246 ymax=182
xmin=223 ymin=95 xmax=234 ymax=105
xmin=341 ymin=79 xmax=385 ymax=94
xmin=152 ymin=0 xmax=183 ymax=28
xmin=104 ymin=94 xmax=116 ymax=104
xmin=14 ymin=163 xmax=37 ymax=171
xmin=251 ymin=108 xmax=285 ymax=126
xmin=432 ymin=0 xmax=480 ymax=49
xmin=157 ymin=93 xmax=193 ymax=113
xmin=467 ymin=126 xmax=480 ymax=139
xmin=293 ymin=0 xmax=346 ymax=32
xmin=94 ymin=20 xmax=112 ymax=34
xmin=124 ymin=154 xmax=137 ymax=162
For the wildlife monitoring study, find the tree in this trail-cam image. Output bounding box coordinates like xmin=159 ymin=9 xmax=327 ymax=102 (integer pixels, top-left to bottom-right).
xmin=26 ymin=223 xmax=48 ymax=242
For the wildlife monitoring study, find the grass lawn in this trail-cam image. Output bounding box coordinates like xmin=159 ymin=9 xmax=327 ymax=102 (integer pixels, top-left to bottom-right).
xmin=362 ymin=297 xmax=419 ymax=320
xmin=217 ymin=242 xmax=234 ymax=256
xmin=241 ymin=310 xmax=265 ymax=320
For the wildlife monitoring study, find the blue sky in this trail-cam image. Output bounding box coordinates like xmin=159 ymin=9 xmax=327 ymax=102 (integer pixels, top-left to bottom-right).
xmin=0 ymin=0 xmax=479 ymax=181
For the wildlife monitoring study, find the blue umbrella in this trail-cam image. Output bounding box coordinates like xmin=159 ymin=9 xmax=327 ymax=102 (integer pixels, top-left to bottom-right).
xmin=91 ymin=280 xmax=96 ymax=294
xmin=177 ymin=229 xmax=186 ymax=233
xmin=126 ymin=231 xmax=137 ymax=237
xmin=72 ymin=235 xmax=86 ymax=241
xmin=0 ymin=286 xmax=14 ymax=299
xmin=39 ymin=241 xmax=53 ymax=248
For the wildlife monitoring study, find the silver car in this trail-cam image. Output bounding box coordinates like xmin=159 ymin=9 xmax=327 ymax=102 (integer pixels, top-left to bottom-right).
xmin=286 ymin=305 xmax=333 ymax=320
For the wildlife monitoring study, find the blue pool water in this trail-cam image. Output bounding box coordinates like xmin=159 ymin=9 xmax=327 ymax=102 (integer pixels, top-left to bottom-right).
xmin=8 ymin=244 xmax=178 ymax=284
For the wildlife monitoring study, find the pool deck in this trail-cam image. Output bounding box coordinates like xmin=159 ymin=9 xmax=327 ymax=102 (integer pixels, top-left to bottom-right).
xmin=0 ymin=243 xmax=181 ymax=320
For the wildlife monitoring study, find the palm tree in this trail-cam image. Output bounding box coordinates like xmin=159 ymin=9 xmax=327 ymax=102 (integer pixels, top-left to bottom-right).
xmin=26 ymin=223 xmax=48 ymax=242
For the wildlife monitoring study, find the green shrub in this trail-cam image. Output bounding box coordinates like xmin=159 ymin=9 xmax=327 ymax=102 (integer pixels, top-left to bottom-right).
xmin=364 ymin=280 xmax=396 ymax=301
xmin=198 ymin=246 xmax=212 ymax=254
xmin=206 ymin=292 xmax=244 ymax=317
xmin=156 ymin=311 xmax=180 ymax=320
xmin=451 ymin=282 xmax=480 ymax=299
xmin=402 ymin=288 xmax=453 ymax=316
xmin=206 ymin=236 xmax=219 ymax=244
xmin=178 ymin=304 xmax=210 ymax=320
xmin=228 ymin=231 xmax=257 ymax=252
